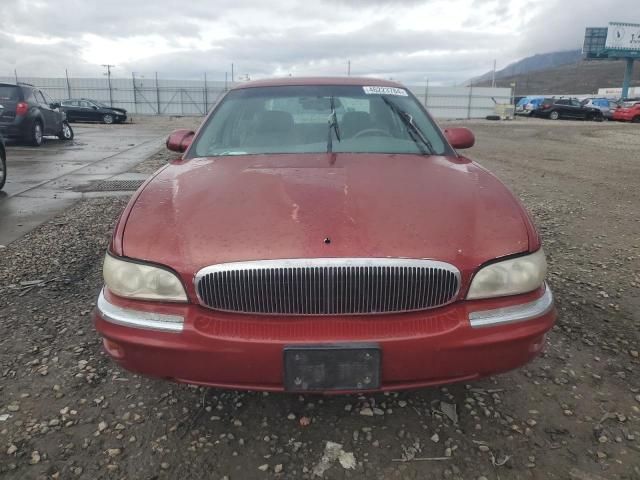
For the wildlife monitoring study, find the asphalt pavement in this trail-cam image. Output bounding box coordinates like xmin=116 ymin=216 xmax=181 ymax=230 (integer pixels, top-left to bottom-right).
xmin=0 ymin=122 xmax=169 ymax=246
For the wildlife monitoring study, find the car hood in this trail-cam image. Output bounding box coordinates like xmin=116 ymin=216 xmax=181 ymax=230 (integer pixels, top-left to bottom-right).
xmin=122 ymin=153 xmax=531 ymax=283
xmin=106 ymin=107 xmax=127 ymax=115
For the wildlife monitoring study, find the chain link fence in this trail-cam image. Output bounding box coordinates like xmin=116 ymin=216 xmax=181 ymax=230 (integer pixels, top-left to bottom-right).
xmin=0 ymin=74 xmax=512 ymax=119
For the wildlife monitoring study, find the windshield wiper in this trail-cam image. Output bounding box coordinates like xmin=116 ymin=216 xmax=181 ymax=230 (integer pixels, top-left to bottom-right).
xmin=381 ymin=96 xmax=434 ymax=155
xmin=327 ymin=96 xmax=341 ymax=153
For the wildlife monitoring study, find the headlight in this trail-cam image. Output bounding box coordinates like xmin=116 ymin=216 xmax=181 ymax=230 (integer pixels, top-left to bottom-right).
xmin=103 ymin=254 xmax=187 ymax=302
xmin=467 ymin=249 xmax=547 ymax=300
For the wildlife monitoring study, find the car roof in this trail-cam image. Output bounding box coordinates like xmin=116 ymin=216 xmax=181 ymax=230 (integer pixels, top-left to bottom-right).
xmin=230 ymin=76 xmax=406 ymax=90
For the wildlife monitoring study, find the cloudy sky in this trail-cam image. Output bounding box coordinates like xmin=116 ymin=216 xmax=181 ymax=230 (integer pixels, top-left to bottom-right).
xmin=0 ymin=0 xmax=638 ymax=85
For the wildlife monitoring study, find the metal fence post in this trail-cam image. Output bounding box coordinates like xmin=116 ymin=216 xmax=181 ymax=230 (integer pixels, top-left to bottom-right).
xmin=424 ymin=78 xmax=429 ymax=108
xmin=155 ymin=72 xmax=160 ymax=115
xmin=204 ymin=72 xmax=208 ymax=114
xmin=132 ymin=73 xmax=138 ymax=114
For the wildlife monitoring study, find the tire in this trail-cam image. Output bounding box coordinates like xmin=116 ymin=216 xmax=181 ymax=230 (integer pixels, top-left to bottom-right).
xmin=632 ymin=116 xmax=640 ymax=123
xmin=58 ymin=121 xmax=74 ymax=140
xmin=0 ymin=146 xmax=6 ymax=191
xmin=103 ymin=114 xmax=114 ymax=124
xmin=29 ymin=120 xmax=44 ymax=146
xmin=549 ymin=110 xmax=560 ymax=120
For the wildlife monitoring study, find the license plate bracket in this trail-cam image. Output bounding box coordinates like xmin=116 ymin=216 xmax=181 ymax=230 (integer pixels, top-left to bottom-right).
xmin=284 ymin=344 xmax=381 ymax=392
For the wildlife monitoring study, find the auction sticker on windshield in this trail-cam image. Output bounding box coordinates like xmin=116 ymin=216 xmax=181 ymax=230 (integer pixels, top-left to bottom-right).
xmin=362 ymin=86 xmax=408 ymax=96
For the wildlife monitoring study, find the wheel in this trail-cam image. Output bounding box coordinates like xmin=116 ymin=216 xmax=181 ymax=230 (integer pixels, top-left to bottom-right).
xmin=58 ymin=121 xmax=74 ymax=140
xmin=29 ymin=120 xmax=43 ymax=146
xmin=632 ymin=116 xmax=640 ymax=123
xmin=0 ymin=146 xmax=6 ymax=191
xmin=549 ymin=111 xmax=560 ymax=120
xmin=103 ymin=114 xmax=114 ymax=124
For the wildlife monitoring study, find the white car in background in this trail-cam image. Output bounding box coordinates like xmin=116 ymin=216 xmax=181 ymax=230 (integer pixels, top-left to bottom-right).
xmin=515 ymin=96 xmax=545 ymax=116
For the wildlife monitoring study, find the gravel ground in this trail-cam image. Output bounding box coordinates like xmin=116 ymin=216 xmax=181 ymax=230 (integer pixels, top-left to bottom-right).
xmin=1 ymin=118 xmax=639 ymax=480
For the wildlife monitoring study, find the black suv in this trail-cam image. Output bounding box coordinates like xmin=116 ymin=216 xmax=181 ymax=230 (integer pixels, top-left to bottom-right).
xmin=533 ymin=97 xmax=603 ymax=121
xmin=60 ymin=99 xmax=127 ymax=124
xmin=0 ymin=83 xmax=74 ymax=146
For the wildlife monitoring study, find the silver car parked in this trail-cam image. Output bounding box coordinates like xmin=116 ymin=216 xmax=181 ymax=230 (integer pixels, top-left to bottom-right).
xmin=581 ymin=98 xmax=619 ymax=120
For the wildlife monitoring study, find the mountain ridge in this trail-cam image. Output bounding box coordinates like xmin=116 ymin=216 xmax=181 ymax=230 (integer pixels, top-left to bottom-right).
xmin=470 ymin=50 xmax=583 ymax=85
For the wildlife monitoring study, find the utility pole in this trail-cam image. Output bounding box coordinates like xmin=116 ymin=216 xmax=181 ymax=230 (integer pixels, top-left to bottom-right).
xmin=347 ymin=60 xmax=351 ymax=76
xmin=101 ymin=64 xmax=115 ymax=106
xmin=65 ymin=69 xmax=72 ymax=98
xmin=231 ymin=63 xmax=234 ymax=83
xmin=224 ymin=72 xmax=228 ymax=91
xmin=14 ymin=69 xmax=18 ymax=83
xmin=491 ymin=59 xmax=496 ymax=88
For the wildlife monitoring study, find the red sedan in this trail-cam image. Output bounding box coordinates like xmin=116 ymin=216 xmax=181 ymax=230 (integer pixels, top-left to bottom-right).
xmin=612 ymin=101 xmax=640 ymax=122
xmin=94 ymin=77 xmax=556 ymax=393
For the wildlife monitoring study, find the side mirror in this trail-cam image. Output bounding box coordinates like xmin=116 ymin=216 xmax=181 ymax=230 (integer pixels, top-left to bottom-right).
xmin=166 ymin=129 xmax=195 ymax=153
xmin=92 ymin=106 xmax=98 ymax=110
xmin=444 ymin=127 xmax=475 ymax=149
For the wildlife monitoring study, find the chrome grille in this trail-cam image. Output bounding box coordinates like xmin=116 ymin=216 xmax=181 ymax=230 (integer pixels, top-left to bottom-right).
xmin=195 ymin=259 xmax=460 ymax=315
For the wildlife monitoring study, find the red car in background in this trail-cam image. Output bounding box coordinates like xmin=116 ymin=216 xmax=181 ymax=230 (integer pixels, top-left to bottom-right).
xmin=94 ymin=77 xmax=556 ymax=393
xmin=612 ymin=101 xmax=640 ymax=123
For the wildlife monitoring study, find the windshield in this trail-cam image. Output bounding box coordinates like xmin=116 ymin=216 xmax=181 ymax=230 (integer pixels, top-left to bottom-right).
xmin=189 ymin=85 xmax=450 ymax=157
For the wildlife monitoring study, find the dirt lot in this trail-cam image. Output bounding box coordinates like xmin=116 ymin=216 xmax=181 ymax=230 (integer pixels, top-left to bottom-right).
xmin=1 ymin=118 xmax=639 ymax=480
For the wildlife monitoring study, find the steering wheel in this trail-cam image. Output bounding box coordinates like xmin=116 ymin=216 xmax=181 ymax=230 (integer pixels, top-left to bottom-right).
xmin=352 ymin=128 xmax=392 ymax=139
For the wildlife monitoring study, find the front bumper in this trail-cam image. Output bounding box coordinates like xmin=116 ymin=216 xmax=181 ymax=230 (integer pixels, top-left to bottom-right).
xmin=94 ymin=285 xmax=556 ymax=392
